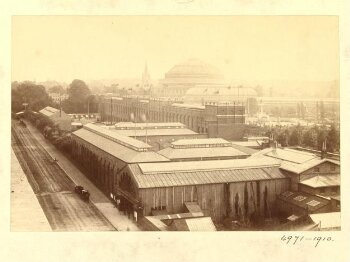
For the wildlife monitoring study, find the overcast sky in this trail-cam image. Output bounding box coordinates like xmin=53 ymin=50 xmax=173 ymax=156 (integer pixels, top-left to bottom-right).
xmin=12 ymin=16 xmax=339 ymax=83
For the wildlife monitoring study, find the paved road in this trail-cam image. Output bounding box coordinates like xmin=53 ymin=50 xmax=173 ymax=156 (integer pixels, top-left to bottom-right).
xmin=11 ymin=121 xmax=115 ymax=231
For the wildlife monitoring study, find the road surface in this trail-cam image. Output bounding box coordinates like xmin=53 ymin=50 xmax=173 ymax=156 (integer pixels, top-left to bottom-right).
xmin=11 ymin=120 xmax=115 ymax=231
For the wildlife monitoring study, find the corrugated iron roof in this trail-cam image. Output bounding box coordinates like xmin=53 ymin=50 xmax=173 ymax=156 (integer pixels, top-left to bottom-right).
xmin=138 ymin=157 xmax=280 ymax=174
xmin=299 ymin=174 xmax=340 ymax=188
xmin=72 ymin=128 xmax=170 ymax=164
xmin=128 ymin=160 xmax=286 ymax=189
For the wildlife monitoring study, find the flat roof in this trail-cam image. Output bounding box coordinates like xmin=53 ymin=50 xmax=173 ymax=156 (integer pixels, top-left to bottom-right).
xmin=128 ymin=158 xmax=286 ymax=188
xmin=300 ymin=174 xmax=340 ymax=188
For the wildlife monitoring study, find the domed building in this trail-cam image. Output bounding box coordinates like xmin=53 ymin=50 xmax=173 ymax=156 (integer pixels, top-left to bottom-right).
xmin=161 ymin=59 xmax=225 ymax=97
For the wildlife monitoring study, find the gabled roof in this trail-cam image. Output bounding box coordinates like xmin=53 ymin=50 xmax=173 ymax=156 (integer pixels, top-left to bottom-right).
xmin=72 ymin=127 xmax=169 ymax=164
xmin=280 ymin=158 xmax=340 ymax=174
xmin=39 ymin=106 xmax=60 ymax=117
xmin=299 ymin=174 xmax=340 ymax=188
xmin=250 ymin=147 xmax=339 ymax=174
xmin=128 ymin=158 xmax=286 ymax=189
xmin=83 ymin=123 xmax=151 ymax=150
xmin=251 ymin=147 xmax=318 ymax=164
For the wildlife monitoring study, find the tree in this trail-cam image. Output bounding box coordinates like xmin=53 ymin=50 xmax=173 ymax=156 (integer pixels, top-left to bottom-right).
xmin=277 ymin=130 xmax=289 ymax=147
xmin=289 ymin=128 xmax=302 ymax=146
xmin=302 ymin=129 xmax=317 ymax=148
xmin=317 ymin=127 xmax=327 ymax=151
xmin=48 ymin=85 xmax=65 ymax=94
xmin=326 ymin=125 xmax=340 ymax=152
xmin=63 ymin=79 xmax=91 ymax=113
xmin=11 ymin=81 xmax=52 ymax=113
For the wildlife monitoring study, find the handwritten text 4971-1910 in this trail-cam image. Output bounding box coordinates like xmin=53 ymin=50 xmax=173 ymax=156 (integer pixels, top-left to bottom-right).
xmin=281 ymin=235 xmax=334 ymax=247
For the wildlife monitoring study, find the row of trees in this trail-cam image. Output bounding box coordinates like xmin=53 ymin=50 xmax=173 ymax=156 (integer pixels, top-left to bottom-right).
xmin=266 ymin=124 xmax=340 ymax=153
xmin=12 ymin=79 xmax=98 ymax=114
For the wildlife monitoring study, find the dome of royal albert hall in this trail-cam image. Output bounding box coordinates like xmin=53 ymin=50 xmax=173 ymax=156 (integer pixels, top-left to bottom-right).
xmin=164 ymin=59 xmax=224 ymax=80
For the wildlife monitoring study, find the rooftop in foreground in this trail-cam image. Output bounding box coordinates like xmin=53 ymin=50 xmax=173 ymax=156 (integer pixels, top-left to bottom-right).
xmin=128 ymin=157 xmax=285 ymax=188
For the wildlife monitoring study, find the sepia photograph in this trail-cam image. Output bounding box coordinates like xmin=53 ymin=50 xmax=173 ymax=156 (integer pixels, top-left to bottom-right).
xmin=10 ymin=15 xmax=341 ymax=232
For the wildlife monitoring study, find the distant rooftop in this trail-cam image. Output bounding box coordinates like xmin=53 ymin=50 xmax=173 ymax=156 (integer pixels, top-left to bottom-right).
xmin=171 ymin=138 xmax=231 ymax=148
xmin=39 ymin=106 xmax=60 ymax=117
xmin=114 ymin=122 xmax=185 ymax=130
xmin=172 ymin=103 xmax=205 ymax=110
xmin=158 ymin=138 xmax=248 ymax=161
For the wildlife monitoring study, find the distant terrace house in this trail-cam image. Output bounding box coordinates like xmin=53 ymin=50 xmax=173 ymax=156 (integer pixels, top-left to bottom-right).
xmin=250 ymin=147 xmax=340 ymax=192
xmin=39 ymin=106 xmax=71 ymax=131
